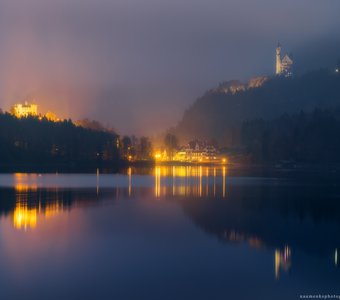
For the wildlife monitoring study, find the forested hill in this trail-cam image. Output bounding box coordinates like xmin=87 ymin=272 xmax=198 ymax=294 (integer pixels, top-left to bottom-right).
xmin=0 ymin=113 xmax=120 ymax=167
xmin=174 ymin=69 xmax=340 ymax=146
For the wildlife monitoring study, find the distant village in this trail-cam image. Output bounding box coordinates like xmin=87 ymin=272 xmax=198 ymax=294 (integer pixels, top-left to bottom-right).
xmin=7 ymin=101 xmax=228 ymax=165
xmin=152 ymin=43 xmax=294 ymax=164
xmin=154 ymin=138 xmax=227 ymax=164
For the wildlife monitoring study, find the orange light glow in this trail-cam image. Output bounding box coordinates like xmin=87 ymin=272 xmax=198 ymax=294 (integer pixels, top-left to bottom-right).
xmin=152 ymin=166 xmax=228 ymax=198
xmin=44 ymin=202 xmax=63 ymax=218
xmin=13 ymin=205 xmax=37 ymax=230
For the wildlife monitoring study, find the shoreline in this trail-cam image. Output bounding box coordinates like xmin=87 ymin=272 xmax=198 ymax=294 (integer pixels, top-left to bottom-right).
xmin=1 ymin=160 xmax=340 ymax=175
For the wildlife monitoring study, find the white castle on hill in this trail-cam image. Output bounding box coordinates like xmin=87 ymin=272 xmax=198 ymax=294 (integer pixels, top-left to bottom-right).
xmin=276 ymin=43 xmax=293 ymax=77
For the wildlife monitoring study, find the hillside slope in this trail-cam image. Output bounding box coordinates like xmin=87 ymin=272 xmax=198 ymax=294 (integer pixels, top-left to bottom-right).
xmin=174 ymin=69 xmax=340 ymax=146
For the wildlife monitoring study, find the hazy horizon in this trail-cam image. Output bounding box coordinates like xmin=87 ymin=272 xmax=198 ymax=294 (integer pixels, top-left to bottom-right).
xmin=0 ymin=0 xmax=339 ymax=136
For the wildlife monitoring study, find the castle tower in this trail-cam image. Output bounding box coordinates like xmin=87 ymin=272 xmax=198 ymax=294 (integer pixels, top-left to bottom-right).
xmin=276 ymin=43 xmax=282 ymax=75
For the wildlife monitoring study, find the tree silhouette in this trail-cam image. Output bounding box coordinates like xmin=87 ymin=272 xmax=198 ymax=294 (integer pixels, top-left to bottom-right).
xmin=241 ymin=107 xmax=340 ymax=163
xmin=164 ymin=133 xmax=178 ymax=159
xmin=0 ymin=113 xmax=121 ymax=167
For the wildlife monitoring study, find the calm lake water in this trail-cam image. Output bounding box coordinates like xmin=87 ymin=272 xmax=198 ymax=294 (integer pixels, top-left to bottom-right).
xmin=0 ymin=166 xmax=339 ymax=300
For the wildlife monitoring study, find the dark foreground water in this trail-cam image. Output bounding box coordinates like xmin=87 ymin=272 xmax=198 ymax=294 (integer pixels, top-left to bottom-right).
xmin=0 ymin=166 xmax=339 ymax=300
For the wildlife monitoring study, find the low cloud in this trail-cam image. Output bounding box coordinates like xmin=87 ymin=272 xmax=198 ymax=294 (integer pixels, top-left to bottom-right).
xmin=0 ymin=0 xmax=339 ymax=135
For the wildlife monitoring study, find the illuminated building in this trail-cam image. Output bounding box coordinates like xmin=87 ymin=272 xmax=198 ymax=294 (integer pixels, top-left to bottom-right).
xmin=154 ymin=149 xmax=168 ymax=161
xmin=276 ymin=43 xmax=293 ymax=77
xmin=11 ymin=102 xmax=38 ymax=118
xmin=10 ymin=101 xmax=62 ymax=121
xmin=155 ymin=140 xmax=227 ymax=164
xmin=173 ymin=142 xmax=224 ymax=163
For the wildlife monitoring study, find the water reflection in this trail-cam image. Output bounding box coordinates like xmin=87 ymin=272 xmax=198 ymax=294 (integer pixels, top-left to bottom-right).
xmin=13 ymin=203 xmax=37 ymax=230
xmin=11 ymin=174 xmax=63 ymax=230
xmin=224 ymin=230 xmax=263 ymax=249
xmin=0 ymin=167 xmax=339 ymax=291
xmin=275 ymin=246 xmax=291 ymax=279
xmin=13 ymin=192 xmax=63 ymax=231
xmin=153 ymin=166 xmax=227 ymax=198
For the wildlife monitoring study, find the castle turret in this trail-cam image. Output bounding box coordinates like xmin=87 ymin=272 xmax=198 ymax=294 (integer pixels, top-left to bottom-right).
xmin=275 ymin=43 xmax=293 ymax=77
xmin=276 ymin=43 xmax=282 ymax=75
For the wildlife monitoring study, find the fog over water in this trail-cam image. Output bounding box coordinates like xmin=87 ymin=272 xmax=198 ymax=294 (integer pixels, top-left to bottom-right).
xmin=0 ymin=0 xmax=339 ymax=135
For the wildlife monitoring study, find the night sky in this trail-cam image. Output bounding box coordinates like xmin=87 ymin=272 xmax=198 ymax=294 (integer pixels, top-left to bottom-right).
xmin=0 ymin=0 xmax=339 ymax=135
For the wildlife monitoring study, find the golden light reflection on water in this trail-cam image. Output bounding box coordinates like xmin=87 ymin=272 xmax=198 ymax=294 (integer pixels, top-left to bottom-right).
xmin=12 ymin=173 xmax=63 ymax=230
xmin=222 ymin=166 xmax=226 ymax=197
xmin=13 ymin=167 xmax=222 ymax=229
xmin=44 ymin=201 xmax=63 ymax=219
xmin=14 ymin=174 xmax=39 ymax=194
xmin=13 ymin=196 xmax=63 ymax=231
xmin=224 ymin=230 xmax=292 ymax=279
xmin=152 ymin=166 xmax=227 ymax=198
xmin=128 ymin=167 xmax=132 ymax=197
xmin=9 ymin=170 xmax=340 ymax=280
xmin=275 ymin=246 xmax=291 ymax=279
xmin=155 ymin=166 xmax=161 ymax=197
xmin=13 ymin=205 xmax=37 ymax=230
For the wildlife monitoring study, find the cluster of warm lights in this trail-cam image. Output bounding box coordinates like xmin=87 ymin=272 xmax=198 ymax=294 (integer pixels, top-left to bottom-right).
xmin=154 ymin=150 xmax=227 ymax=165
xmin=154 ymin=153 xmax=162 ymax=160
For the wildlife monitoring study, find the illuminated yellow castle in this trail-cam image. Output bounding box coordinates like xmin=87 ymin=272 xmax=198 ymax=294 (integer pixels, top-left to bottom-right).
xmin=276 ymin=43 xmax=293 ymax=77
xmin=10 ymin=102 xmax=62 ymax=122
xmin=11 ymin=102 xmax=38 ymax=118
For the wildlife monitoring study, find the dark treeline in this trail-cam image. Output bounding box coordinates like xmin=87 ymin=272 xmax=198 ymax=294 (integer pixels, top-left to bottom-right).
xmin=241 ymin=108 xmax=340 ymax=163
xmin=174 ymin=68 xmax=340 ymax=145
xmin=0 ymin=112 xmax=121 ymax=166
xmin=0 ymin=112 xmax=155 ymax=170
